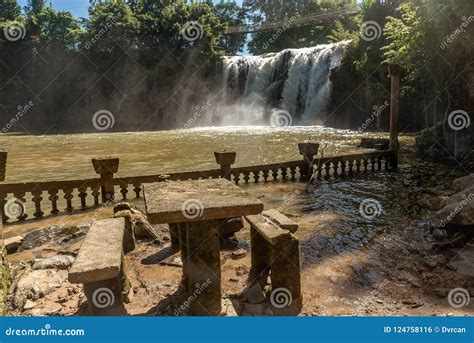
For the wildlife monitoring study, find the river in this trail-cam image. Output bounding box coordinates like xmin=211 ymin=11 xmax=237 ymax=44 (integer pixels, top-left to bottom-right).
xmin=0 ymin=126 xmax=408 ymax=183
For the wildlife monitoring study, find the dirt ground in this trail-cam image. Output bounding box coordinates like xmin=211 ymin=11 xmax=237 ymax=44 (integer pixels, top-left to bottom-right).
xmin=3 ymin=159 xmax=474 ymax=316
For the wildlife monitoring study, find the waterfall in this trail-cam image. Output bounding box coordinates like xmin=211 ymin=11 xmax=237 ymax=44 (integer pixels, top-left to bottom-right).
xmin=210 ymin=40 xmax=350 ymax=126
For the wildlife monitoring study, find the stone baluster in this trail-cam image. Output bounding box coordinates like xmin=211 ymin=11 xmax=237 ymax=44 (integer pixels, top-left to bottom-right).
xmin=92 ymin=157 xmax=119 ymax=203
xmin=120 ymin=184 xmax=128 ymax=200
xmin=323 ymin=163 xmax=330 ymax=179
xmin=243 ymin=172 xmax=250 ymax=184
xmin=48 ymin=190 xmax=59 ymax=215
xmin=262 ymin=169 xmax=269 ymax=182
xmin=12 ymin=192 xmax=27 ymax=221
xmin=133 ymin=182 xmax=142 ymax=198
xmin=31 ymin=188 xmax=44 ymax=218
xmin=253 ymin=171 xmax=260 ymax=183
xmin=363 ymin=159 xmax=369 ymax=172
xmin=298 ymin=142 xmax=319 ymax=181
xmin=91 ymin=185 xmax=100 ymax=206
xmin=63 ymin=188 xmax=73 ymax=211
xmin=233 ymin=173 xmax=241 ymax=185
xmin=214 ymin=151 xmax=236 ymax=181
xmin=355 ymin=160 xmax=361 ymax=174
xmin=78 ymin=186 xmax=87 ymax=210
xmin=271 ymin=169 xmax=278 ymax=180
xmin=289 ymin=166 xmax=297 ymax=180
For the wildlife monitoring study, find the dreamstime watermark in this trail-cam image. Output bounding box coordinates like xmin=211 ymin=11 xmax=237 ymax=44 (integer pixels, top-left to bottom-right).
xmin=183 ymin=100 xmax=212 ymax=129
xmin=92 ymin=109 xmax=115 ymax=131
xmin=1 ymin=100 xmax=34 ymax=133
xmin=262 ymin=14 xmax=300 ymax=50
xmin=359 ymin=21 xmax=382 ymax=42
xmin=270 ymin=109 xmax=292 ymax=127
xmin=92 ymin=287 xmax=115 ymax=308
xmin=440 ymin=16 xmax=474 ymax=50
xmin=447 ymin=110 xmax=470 ymax=131
xmin=181 ymin=21 xmax=203 ymax=42
xmin=447 ymin=287 xmax=470 ymax=309
xmin=358 ymin=100 xmax=389 ymax=132
xmin=359 ymin=198 xmax=383 ymax=220
xmin=270 ymin=287 xmax=292 ymax=308
xmin=181 ymin=198 xmax=204 ymax=219
xmin=277 ymin=190 xmax=301 ymax=213
xmin=83 ymin=13 xmax=124 ymax=50
xmin=3 ymin=198 xmax=25 ymax=219
xmin=4 ymin=324 xmax=85 ymax=337
xmin=174 ymin=279 xmax=212 ymax=315
xmin=439 ymin=192 xmax=473 ymax=227
xmin=3 ymin=21 xmax=26 ymax=42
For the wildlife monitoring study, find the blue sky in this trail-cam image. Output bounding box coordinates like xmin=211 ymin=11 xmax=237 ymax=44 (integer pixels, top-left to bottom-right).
xmin=18 ymin=0 xmax=245 ymax=18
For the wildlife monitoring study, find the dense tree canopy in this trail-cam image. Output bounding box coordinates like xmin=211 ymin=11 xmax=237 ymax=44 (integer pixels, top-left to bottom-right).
xmin=0 ymin=0 xmax=472 ymax=139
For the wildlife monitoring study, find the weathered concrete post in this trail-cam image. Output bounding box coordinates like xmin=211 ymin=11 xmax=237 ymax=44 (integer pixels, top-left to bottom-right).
xmin=214 ymin=151 xmax=236 ymax=180
xmin=389 ymin=64 xmax=402 ymax=169
xmin=298 ymin=143 xmax=319 ymax=181
xmin=92 ymin=157 xmax=119 ymax=203
xmin=186 ymin=220 xmax=222 ymax=315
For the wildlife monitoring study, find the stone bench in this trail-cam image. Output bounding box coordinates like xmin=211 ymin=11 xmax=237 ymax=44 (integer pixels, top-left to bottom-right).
xmin=245 ymin=210 xmax=301 ymax=312
xmin=68 ymin=217 xmax=134 ymax=315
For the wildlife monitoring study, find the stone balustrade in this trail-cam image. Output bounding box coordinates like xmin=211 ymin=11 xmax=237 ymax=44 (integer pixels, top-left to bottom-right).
xmin=0 ymin=144 xmax=397 ymax=224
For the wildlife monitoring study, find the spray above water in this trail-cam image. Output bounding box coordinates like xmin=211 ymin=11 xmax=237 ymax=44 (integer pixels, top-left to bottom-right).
xmin=206 ymin=40 xmax=350 ymax=127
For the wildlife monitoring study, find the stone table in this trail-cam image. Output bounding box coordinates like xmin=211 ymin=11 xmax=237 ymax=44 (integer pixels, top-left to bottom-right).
xmin=143 ymin=178 xmax=263 ymax=315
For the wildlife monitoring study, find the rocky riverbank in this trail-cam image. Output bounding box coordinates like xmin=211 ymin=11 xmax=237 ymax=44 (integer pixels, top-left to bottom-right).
xmin=2 ymin=165 xmax=474 ymax=316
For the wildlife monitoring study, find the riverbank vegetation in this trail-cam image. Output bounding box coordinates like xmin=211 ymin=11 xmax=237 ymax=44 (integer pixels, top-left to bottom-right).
xmin=0 ymin=0 xmax=472 ymax=162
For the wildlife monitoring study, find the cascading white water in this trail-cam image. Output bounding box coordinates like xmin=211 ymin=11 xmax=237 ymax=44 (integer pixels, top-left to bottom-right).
xmin=215 ymin=40 xmax=350 ymax=126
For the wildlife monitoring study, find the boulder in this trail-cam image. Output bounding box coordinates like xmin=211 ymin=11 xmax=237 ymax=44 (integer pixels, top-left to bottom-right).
xmin=32 ymin=255 xmax=75 ymax=270
xmin=18 ymin=224 xmax=89 ymax=251
xmin=453 ymin=174 xmax=474 ymax=192
xmin=4 ymin=236 xmax=23 ymax=254
xmin=12 ymin=269 xmax=64 ymax=308
xmin=435 ymin=186 xmax=474 ymax=226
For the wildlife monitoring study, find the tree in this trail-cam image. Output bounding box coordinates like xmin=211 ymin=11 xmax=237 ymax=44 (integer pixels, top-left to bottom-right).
xmin=0 ymin=0 xmax=21 ymax=21
xmin=35 ymin=8 xmax=83 ymax=49
xmin=247 ymin=0 xmax=357 ymax=54
xmin=213 ymin=1 xmax=247 ymax=54
xmin=82 ymin=0 xmax=140 ymax=57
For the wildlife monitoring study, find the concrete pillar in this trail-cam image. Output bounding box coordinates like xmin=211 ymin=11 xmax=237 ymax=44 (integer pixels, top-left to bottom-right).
xmin=249 ymin=227 xmax=270 ymax=286
xmin=169 ymin=223 xmax=180 ymax=253
xmin=83 ymin=276 xmax=126 ymax=316
xmin=214 ymin=151 xmax=236 ymax=180
xmin=298 ymin=143 xmax=319 ymax=181
xmin=269 ymin=236 xmax=301 ymax=308
xmin=389 ymin=64 xmax=402 ymax=168
xmin=92 ymin=157 xmax=119 ymax=203
xmin=185 ymin=219 xmax=221 ymax=315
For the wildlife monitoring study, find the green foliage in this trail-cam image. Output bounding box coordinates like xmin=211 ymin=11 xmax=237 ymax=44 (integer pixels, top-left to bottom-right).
xmin=382 ymin=2 xmax=423 ymax=67
xmin=83 ymin=0 xmax=139 ymax=55
xmin=0 ymin=0 xmax=21 ymax=21
xmin=247 ymin=0 xmax=357 ymax=54
xmin=213 ymin=1 xmax=247 ymax=54
xmin=36 ymin=8 xmax=83 ymax=49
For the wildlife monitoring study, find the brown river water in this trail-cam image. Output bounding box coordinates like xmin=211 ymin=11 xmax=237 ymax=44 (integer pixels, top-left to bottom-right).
xmin=5 ymin=127 xmax=473 ymax=316
xmin=0 ymin=126 xmax=406 ymax=183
